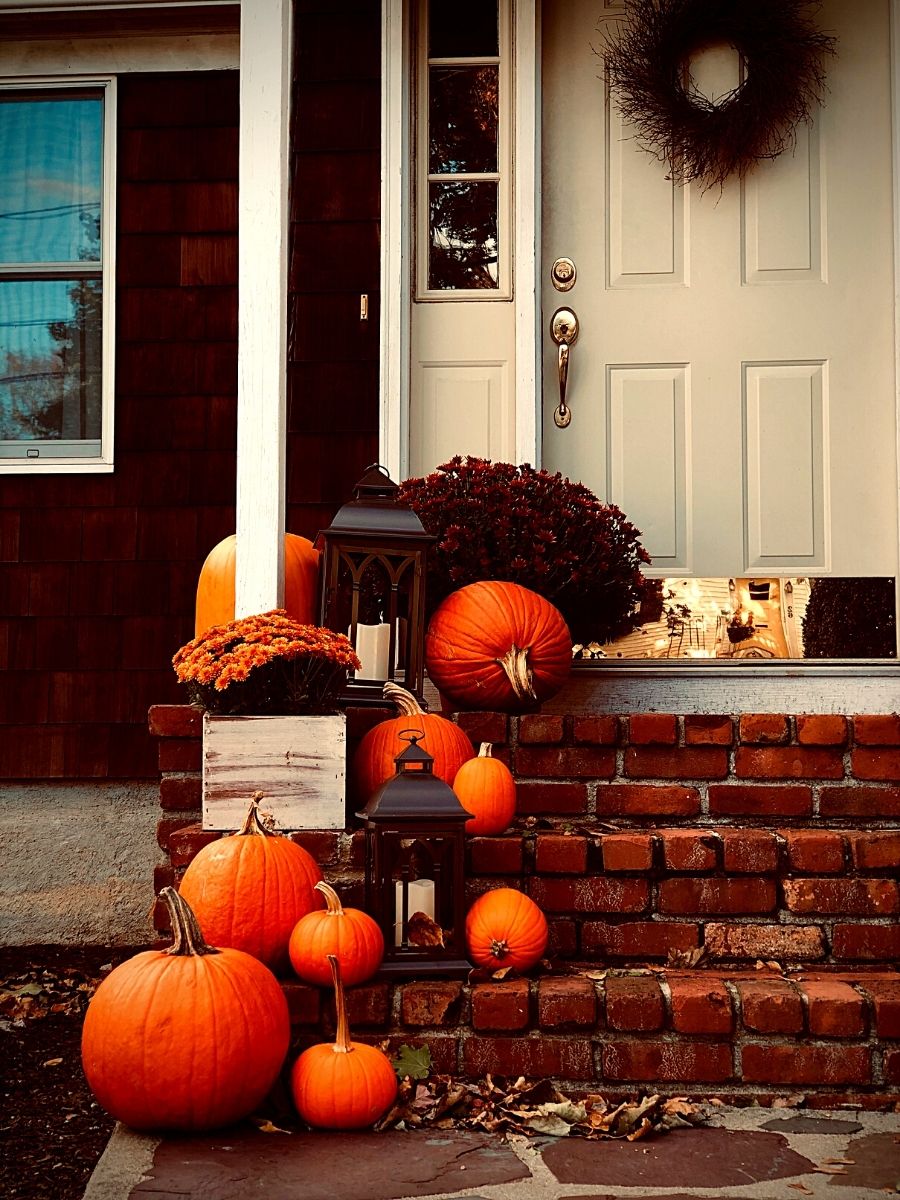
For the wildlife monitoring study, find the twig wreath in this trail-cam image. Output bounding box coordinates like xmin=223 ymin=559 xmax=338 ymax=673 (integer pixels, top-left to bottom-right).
xmin=603 ymin=0 xmax=837 ymax=189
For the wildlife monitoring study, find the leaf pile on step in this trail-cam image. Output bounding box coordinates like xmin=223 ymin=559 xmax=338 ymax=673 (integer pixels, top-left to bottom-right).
xmin=0 ymin=965 xmax=108 ymax=1024
xmin=376 ymin=1072 xmax=706 ymax=1140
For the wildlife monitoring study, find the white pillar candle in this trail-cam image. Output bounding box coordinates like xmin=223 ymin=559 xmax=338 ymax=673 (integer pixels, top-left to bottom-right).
xmin=353 ymin=622 xmax=391 ymax=680
xmin=394 ymin=878 xmax=436 ymax=946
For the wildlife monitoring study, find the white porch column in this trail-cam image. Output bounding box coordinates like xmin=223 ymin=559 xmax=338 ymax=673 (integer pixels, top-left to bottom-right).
xmin=235 ymin=0 xmax=293 ymax=616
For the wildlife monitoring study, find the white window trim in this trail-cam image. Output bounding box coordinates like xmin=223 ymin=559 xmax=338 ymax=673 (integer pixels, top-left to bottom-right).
xmin=0 ymin=76 xmax=116 ymax=474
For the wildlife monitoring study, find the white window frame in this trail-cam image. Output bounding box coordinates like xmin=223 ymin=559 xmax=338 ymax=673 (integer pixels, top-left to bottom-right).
xmin=0 ymin=75 xmax=116 ymax=474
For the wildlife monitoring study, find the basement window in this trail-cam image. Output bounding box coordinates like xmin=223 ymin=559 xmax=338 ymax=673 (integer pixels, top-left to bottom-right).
xmin=0 ymin=81 xmax=115 ymax=473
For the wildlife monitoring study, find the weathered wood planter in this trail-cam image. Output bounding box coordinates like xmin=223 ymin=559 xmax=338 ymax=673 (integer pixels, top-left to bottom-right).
xmin=202 ymin=713 xmax=346 ymax=831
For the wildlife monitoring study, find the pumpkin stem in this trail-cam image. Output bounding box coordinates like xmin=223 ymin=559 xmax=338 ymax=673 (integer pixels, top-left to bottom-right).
xmin=383 ymin=681 xmax=425 ymax=717
xmin=477 ymin=742 xmax=494 ymax=759
xmin=161 ymin=887 xmax=220 ymax=958
xmin=495 ymin=645 xmax=537 ymax=703
xmin=237 ymin=792 xmax=275 ymax=837
xmin=315 ymin=880 xmax=345 ymax=916
xmin=328 ymin=953 xmax=353 ymax=1054
xmin=489 ymin=938 xmax=510 ymax=961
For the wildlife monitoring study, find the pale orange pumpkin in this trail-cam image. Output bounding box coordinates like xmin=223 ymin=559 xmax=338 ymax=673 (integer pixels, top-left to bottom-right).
xmin=352 ymin=682 xmax=474 ymax=800
xmin=291 ymin=955 xmax=398 ymax=1129
xmin=289 ymin=881 xmax=384 ymax=987
xmin=178 ymin=794 xmax=324 ymax=972
xmin=425 ymin=580 xmax=571 ymax=712
xmin=453 ymin=742 xmax=516 ymax=835
xmin=194 ymin=532 xmax=320 ymax=638
xmin=81 ymin=888 xmax=290 ymax=1131
xmin=465 ymin=887 xmax=548 ymax=973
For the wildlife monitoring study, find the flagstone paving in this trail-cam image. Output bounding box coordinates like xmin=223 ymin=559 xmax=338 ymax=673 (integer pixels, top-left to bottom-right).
xmin=83 ymin=1107 xmax=900 ymax=1200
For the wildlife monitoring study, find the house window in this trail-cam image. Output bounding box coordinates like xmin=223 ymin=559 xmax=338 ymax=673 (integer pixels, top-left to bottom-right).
xmin=417 ymin=0 xmax=511 ymax=297
xmin=0 ymin=81 xmax=114 ymax=472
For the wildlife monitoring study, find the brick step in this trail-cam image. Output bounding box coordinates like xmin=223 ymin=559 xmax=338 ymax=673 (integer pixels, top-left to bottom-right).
xmin=157 ymin=820 xmax=900 ymax=966
xmin=280 ymin=966 xmax=900 ymax=1103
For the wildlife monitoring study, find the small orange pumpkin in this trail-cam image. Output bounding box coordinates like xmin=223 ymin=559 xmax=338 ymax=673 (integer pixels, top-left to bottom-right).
xmin=194 ymin=532 xmax=320 ymax=638
xmin=178 ymin=794 xmax=324 ymax=972
xmin=289 ymin=881 xmax=384 ymax=987
xmin=453 ymin=743 xmax=516 ymax=835
xmin=352 ymin=681 xmax=474 ymax=801
xmin=291 ymin=955 xmax=398 ymax=1129
xmin=465 ymin=887 xmax=548 ymax=973
xmin=425 ymin=581 xmax=572 ymax=712
xmin=82 ymin=888 xmax=290 ymax=1131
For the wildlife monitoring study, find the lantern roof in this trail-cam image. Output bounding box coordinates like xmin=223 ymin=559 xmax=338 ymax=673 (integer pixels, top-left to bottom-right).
xmin=357 ymin=734 xmax=470 ymax=822
xmin=318 ymin=464 xmax=434 ymax=542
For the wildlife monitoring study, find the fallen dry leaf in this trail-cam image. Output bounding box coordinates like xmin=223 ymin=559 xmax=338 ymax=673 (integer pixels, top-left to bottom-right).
xmin=406 ymin=911 xmax=445 ymax=948
xmin=41 ymin=1058 xmax=63 ymax=1067
xmin=252 ymin=1118 xmax=291 ymax=1134
xmin=823 ymin=1157 xmax=855 ymax=1165
xmin=667 ymin=946 xmax=708 ymax=968
xmin=788 ymin=1184 xmax=814 ymax=1195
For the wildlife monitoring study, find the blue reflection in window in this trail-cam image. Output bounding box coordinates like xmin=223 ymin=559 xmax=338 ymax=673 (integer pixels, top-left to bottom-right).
xmin=0 ymin=279 xmax=102 ymax=441
xmin=0 ymin=95 xmax=102 ymax=265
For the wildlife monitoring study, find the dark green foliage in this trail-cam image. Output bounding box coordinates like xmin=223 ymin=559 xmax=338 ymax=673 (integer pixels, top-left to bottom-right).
xmin=802 ymin=577 xmax=897 ymax=659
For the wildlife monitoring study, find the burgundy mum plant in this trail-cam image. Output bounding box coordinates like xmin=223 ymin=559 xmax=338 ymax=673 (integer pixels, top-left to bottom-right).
xmin=398 ymin=457 xmax=658 ymax=645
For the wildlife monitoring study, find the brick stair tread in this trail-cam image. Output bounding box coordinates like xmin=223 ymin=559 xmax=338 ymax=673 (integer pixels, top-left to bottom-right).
xmin=276 ymin=966 xmax=900 ymax=1096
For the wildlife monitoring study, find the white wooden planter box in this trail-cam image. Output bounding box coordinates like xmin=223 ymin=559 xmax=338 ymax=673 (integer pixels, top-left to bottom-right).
xmin=202 ymin=713 xmax=346 ymax=831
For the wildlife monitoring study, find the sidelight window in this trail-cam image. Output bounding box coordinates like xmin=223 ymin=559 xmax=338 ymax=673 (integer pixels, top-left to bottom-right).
xmin=417 ymin=0 xmax=510 ymax=296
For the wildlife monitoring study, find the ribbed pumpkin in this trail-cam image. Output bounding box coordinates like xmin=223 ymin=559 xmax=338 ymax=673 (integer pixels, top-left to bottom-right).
xmin=82 ymin=888 xmax=290 ymax=1132
xmin=425 ymin=581 xmax=572 ymax=712
xmin=289 ymin=881 xmax=384 ymax=987
xmin=194 ymin=532 xmax=320 ymax=638
xmin=291 ymin=955 xmax=398 ymax=1129
xmin=453 ymin=743 xmax=516 ymax=835
xmin=465 ymin=887 xmax=548 ymax=973
xmin=352 ymin=681 xmax=474 ymax=800
xmin=178 ymin=794 xmax=324 ymax=972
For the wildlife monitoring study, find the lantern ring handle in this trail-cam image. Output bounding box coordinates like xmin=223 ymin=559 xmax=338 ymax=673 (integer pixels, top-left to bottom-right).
xmin=397 ymin=728 xmax=423 ymax=745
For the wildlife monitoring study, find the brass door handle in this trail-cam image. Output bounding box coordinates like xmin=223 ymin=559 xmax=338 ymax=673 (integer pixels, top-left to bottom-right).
xmin=550 ymin=307 xmax=579 ymax=428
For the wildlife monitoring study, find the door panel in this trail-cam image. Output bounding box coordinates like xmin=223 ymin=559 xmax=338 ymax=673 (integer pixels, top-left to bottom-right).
xmin=541 ymin=0 xmax=897 ymax=581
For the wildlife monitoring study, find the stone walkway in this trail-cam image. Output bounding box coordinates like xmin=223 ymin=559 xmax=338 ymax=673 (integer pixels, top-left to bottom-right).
xmin=83 ymin=1107 xmax=900 ymax=1200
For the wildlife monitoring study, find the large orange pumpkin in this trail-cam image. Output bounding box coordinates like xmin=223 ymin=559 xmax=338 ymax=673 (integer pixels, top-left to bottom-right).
xmin=194 ymin=532 xmax=320 ymax=638
xmin=82 ymin=888 xmax=290 ymax=1131
xmin=453 ymin=742 xmax=516 ymax=835
xmin=425 ymin=581 xmax=571 ymax=712
xmin=289 ymin=881 xmax=384 ymax=987
xmin=352 ymin=681 xmax=474 ymax=801
xmin=465 ymin=887 xmax=548 ymax=973
xmin=291 ymin=955 xmax=398 ymax=1129
xmin=178 ymin=794 xmax=324 ymax=972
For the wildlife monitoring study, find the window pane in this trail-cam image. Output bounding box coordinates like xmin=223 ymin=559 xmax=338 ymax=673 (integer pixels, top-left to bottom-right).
xmin=0 ymin=95 xmax=102 ymax=265
xmin=429 ymin=180 xmax=498 ymax=290
xmin=0 ymin=278 xmax=102 ymax=449
xmin=429 ymin=0 xmax=498 ymax=58
xmin=429 ymin=66 xmax=498 ymax=174
xmin=582 ymin=577 xmax=898 ymax=661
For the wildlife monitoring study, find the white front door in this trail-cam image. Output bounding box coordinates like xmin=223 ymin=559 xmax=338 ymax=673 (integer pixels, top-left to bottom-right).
xmin=541 ymin=0 xmax=898 ymax=583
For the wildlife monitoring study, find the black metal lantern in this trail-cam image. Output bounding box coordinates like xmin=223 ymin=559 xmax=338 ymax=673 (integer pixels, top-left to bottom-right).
xmin=317 ymin=464 xmax=434 ymax=706
xmin=357 ymin=732 xmax=470 ymax=977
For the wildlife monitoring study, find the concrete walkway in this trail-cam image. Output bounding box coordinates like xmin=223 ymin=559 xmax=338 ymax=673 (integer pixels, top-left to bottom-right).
xmin=83 ymin=1106 xmax=900 ymax=1200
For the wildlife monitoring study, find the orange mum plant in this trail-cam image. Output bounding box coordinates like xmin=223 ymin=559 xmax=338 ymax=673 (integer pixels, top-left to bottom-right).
xmin=173 ymin=609 xmax=361 ymax=715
